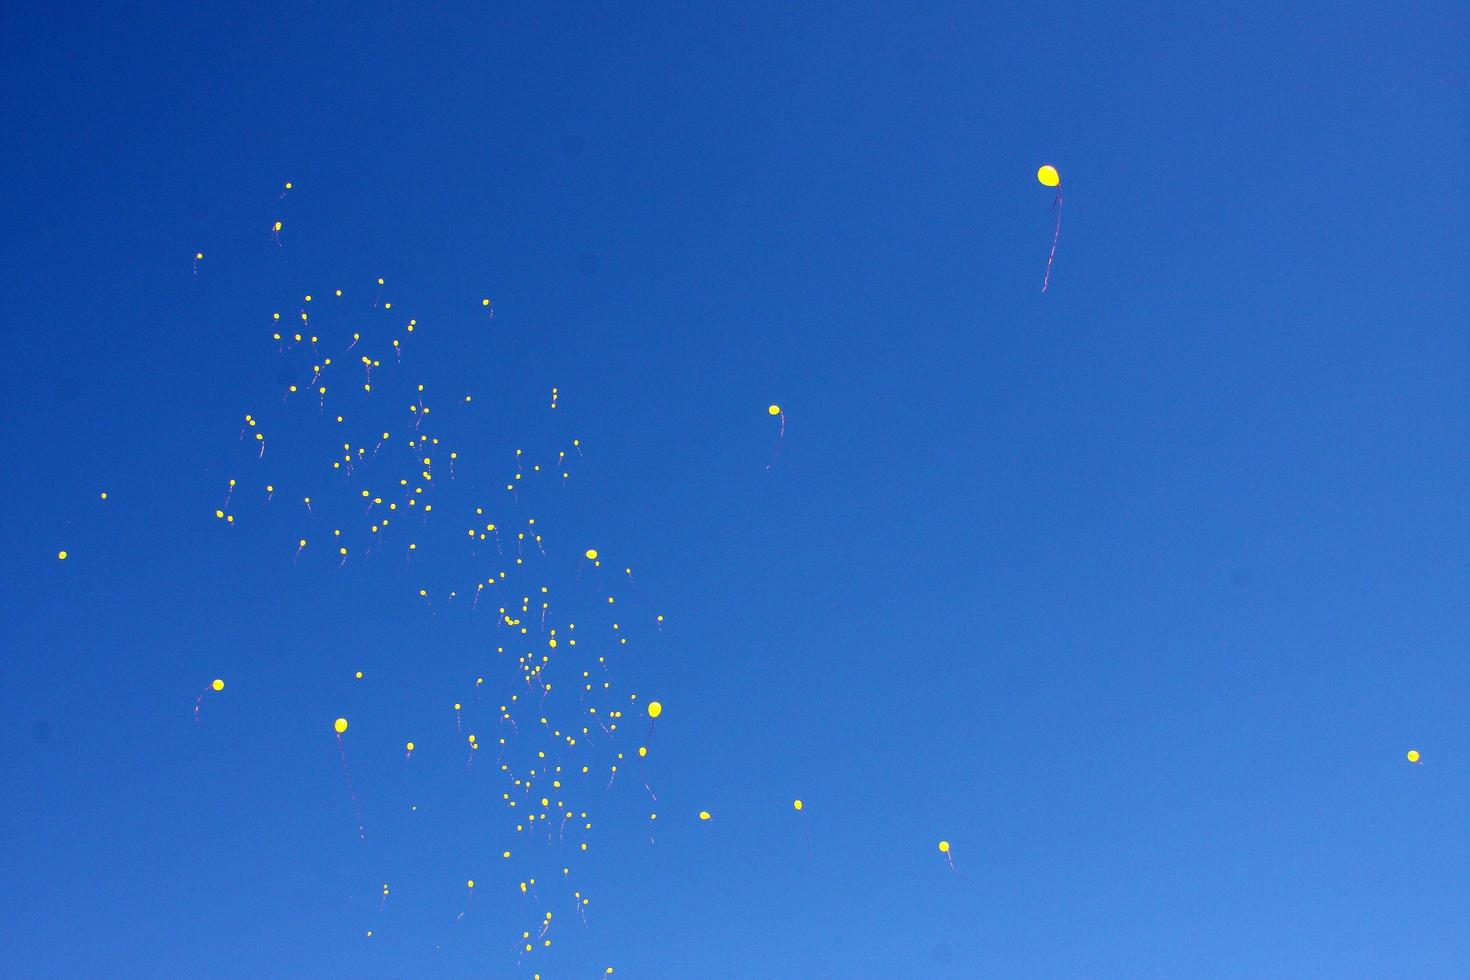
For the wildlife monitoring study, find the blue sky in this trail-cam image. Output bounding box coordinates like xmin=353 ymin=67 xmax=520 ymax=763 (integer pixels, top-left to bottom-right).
xmin=1 ymin=2 xmax=1466 ymax=976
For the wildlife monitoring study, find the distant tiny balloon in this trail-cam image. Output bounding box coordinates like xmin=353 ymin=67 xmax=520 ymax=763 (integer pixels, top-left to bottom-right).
xmin=335 ymin=717 xmax=349 ymax=734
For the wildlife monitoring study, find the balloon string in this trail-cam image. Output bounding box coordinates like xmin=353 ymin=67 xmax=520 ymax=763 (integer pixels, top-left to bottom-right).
xmin=765 ymin=412 xmax=786 ymax=470
xmin=337 ymin=734 xmax=365 ymax=840
xmin=1042 ymin=188 xmax=1063 ymax=293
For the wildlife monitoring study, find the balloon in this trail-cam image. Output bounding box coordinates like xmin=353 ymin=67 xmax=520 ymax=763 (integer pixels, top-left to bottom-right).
xmin=406 ymin=741 xmax=415 ymax=751
xmin=647 ymin=701 xmax=662 ymax=719
xmin=585 ymin=549 xmax=598 ymax=560
xmin=768 ymin=404 xmax=781 ymax=416
xmin=938 ymin=840 xmax=950 ymax=853
xmin=211 ymin=679 xmax=225 ymax=691
xmin=334 ymin=717 xmax=349 ymax=734
xmin=57 ymin=550 xmax=68 ymax=560
xmin=793 ymin=799 xmax=803 ymax=811
xmin=1037 ymin=165 xmax=1060 ymax=187
xmin=1407 ymin=749 xmax=1421 ymax=763
xmin=699 ymin=811 xmax=711 ymax=820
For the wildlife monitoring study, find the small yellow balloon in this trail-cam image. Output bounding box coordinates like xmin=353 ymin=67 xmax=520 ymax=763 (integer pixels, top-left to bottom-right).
xmin=938 ymin=840 xmax=950 ymax=853
xmin=211 ymin=679 xmax=225 ymax=692
xmin=1407 ymin=749 xmax=1421 ymax=763
xmin=334 ymin=717 xmax=349 ymax=734
xmin=467 ymin=879 xmax=475 ymax=889
xmin=1037 ymin=164 xmax=1060 ymax=187
xmin=646 ymin=701 xmax=662 ymax=719
xmin=638 ymin=746 xmax=647 ymax=757
xmin=699 ymin=811 xmax=711 ymax=821
xmin=406 ymin=741 xmax=415 ymax=751
xmin=793 ymin=799 xmax=803 ymax=811
xmin=585 ymin=549 xmax=598 ymax=560
xmin=355 ymin=671 xmax=363 ymax=680
xmin=57 ymin=550 xmax=68 ymax=560
xmin=768 ymin=404 xmax=781 ymax=416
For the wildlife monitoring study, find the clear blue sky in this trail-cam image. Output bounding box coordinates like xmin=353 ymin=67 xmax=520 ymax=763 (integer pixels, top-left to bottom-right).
xmin=1 ymin=2 xmax=1466 ymax=977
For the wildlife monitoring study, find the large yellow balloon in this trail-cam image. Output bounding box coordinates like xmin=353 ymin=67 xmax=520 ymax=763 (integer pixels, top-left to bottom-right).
xmin=334 ymin=717 xmax=349 ymax=734
xmin=768 ymin=405 xmax=781 ymax=416
xmin=1407 ymin=749 xmax=1421 ymax=763
xmin=647 ymin=701 xmax=662 ymax=719
xmin=699 ymin=811 xmax=711 ymax=820
xmin=1037 ymin=165 xmax=1060 ymax=187
xmin=211 ymin=679 xmax=225 ymax=692
xmin=585 ymin=549 xmax=598 ymax=560
xmin=938 ymin=840 xmax=950 ymax=853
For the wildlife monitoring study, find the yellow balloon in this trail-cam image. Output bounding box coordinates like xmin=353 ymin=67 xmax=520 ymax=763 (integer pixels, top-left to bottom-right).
xmin=938 ymin=840 xmax=950 ymax=853
xmin=57 ymin=550 xmax=68 ymax=560
xmin=467 ymin=879 xmax=475 ymax=889
xmin=1037 ymin=165 xmax=1060 ymax=187
xmin=646 ymin=701 xmax=662 ymax=719
xmin=355 ymin=671 xmax=363 ymax=679
xmin=1407 ymin=749 xmax=1421 ymax=763
xmin=585 ymin=549 xmax=598 ymax=560
xmin=334 ymin=717 xmax=349 ymax=734
xmin=638 ymin=746 xmax=647 ymax=757
xmin=699 ymin=811 xmax=711 ymax=820
xmin=211 ymin=679 xmax=225 ymax=692
xmin=793 ymin=799 xmax=803 ymax=811
xmin=768 ymin=404 xmax=781 ymax=416
xmin=406 ymin=741 xmax=415 ymax=751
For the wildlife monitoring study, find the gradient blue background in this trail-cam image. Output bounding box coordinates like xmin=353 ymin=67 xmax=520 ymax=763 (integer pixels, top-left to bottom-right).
xmin=2 ymin=2 xmax=1466 ymax=977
